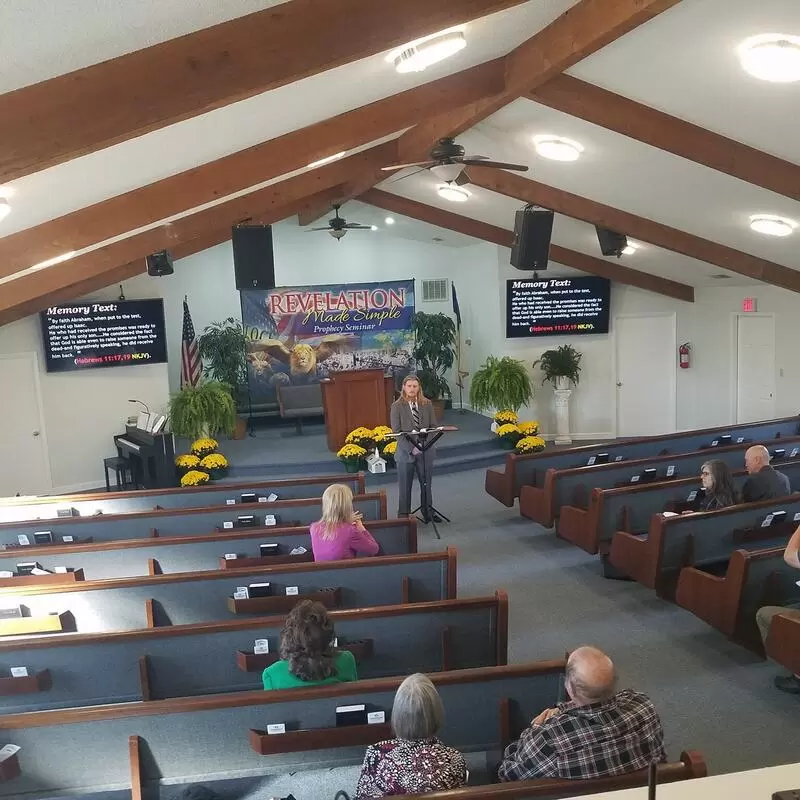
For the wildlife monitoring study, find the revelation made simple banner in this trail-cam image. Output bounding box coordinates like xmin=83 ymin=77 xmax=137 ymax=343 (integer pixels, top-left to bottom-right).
xmin=240 ymin=280 xmax=415 ymax=406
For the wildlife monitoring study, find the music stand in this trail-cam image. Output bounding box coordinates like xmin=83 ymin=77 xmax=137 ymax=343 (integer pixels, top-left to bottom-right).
xmin=387 ymin=426 xmax=457 ymax=539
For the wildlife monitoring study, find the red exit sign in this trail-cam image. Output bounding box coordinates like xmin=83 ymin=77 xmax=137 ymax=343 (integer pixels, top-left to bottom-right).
xmin=742 ymin=297 xmax=757 ymax=312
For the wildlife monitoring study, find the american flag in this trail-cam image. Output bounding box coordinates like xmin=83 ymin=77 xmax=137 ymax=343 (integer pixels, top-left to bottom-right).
xmin=180 ymin=298 xmax=201 ymax=388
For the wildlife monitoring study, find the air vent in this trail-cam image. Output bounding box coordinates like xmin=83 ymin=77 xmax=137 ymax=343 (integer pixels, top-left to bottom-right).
xmin=421 ymin=278 xmax=449 ymax=302
xmin=710 ymin=274 xmax=732 ymax=280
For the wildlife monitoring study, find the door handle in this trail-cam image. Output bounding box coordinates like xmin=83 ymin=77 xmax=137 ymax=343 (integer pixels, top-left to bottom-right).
xmin=32 ymin=431 xmax=40 ymax=437
xmin=616 ymin=382 xmax=623 ymax=387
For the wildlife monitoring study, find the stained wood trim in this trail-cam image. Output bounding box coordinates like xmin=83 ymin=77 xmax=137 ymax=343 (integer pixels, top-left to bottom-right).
xmin=468 ymin=167 xmax=800 ymax=293
xmin=440 ymin=627 xmax=454 ymax=672
xmin=0 ymin=595 xmax=501 ymax=652
xmin=498 ymin=697 xmax=512 ymax=752
xmin=401 ymin=577 xmax=411 ymax=604
xmin=359 ymin=190 xmax=694 ymax=302
xmin=0 ymin=490 xmax=386 ymax=532
xmin=144 ymin=600 xmax=156 ymax=630
xmin=494 ymin=590 xmax=509 ymax=667
xmin=129 ymin=735 xmax=144 ymax=800
xmin=138 ymin=656 xmax=152 ymax=702
xmin=0 ymin=0 xmax=522 ymax=183
xmin=446 ymin=546 xmax=458 ymax=600
xmin=147 ymin=559 xmax=162 ymax=577
xmin=248 ymin=721 xmax=393 ymax=755
xmin=2 ymin=550 xmax=450 ymax=598
xmin=0 ymin=661 xmax=567 ymax=729
xmin=531 ymin=74 xmax=800 ymax=204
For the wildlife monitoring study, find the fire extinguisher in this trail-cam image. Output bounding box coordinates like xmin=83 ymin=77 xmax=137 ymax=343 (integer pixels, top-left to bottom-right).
xmin=679 ymin=342 xmax=691 ymax=369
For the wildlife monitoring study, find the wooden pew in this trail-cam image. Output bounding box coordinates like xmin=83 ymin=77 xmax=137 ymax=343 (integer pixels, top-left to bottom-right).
xmin=0 ymin=491 xmax=387 ymax=545
xmin=0 ymin=549 xmax=457 ymax=634
xmin=0 ymin=661 xmax=566 ymax=798
xmin=0 ymin=592 xmax=508 ymax=713
xmin=0 ymin=473 xmax=367 ymax=523
xmin=484 ymin=415 xmax=800 ymax=507
xmin=766 ymin=612 xmax=800 ymax=675
xmin=609 ymin=497 xmax=800 ymax=595
xmin=676 ymin=544 xmax=800 ymax=652
xmin=0 ymin=517 xmax=417 ymax=581
xmin=560 ymin=460 xmax=800 ymax=555
xmin=522 ymin=438 xmax=800 ymax=528
xmin=387 ymin=751 xmax=707 ymax=800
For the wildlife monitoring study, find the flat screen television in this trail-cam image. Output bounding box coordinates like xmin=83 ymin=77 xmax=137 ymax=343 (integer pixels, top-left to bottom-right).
xmin=506 ymin=276 xmax=611 ymax=338
xmin=40 ymin=299 xmax=168 ymax=373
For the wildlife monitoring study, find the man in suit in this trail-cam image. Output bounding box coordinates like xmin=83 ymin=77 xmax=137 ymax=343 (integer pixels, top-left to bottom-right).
xmin=390 ymin=375 xmax=439 ymax=522
xmin=742 ymin=445 xmax=791 ymax=503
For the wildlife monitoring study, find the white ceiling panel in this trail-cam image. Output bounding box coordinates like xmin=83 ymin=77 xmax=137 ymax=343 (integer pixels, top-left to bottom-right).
xmin=569 ymin=0 xmax=800 ymax=164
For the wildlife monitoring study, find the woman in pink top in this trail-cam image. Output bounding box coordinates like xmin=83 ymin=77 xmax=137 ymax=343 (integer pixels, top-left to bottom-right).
xmin=310 ymin=484 xmax=380 ymax=561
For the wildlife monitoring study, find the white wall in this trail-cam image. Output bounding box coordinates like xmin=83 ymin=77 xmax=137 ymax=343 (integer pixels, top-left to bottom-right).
xmin=2 ymin=215 xmax=797 ymax=492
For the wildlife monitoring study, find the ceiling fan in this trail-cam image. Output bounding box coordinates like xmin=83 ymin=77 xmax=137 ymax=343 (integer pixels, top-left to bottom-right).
xmin=305 ymin=205 xmax=374 ymax=240
xmin=381 ymin=137 xmax=529 ymax=183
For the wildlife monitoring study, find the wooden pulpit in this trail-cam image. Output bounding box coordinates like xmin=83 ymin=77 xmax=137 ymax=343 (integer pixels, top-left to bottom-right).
xmin=321 ymin=369 xmax=395 ymax=452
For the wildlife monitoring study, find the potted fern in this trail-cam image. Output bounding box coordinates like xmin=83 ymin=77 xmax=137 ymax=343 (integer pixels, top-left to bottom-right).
xmin=533 ymin=345 xmax=582 ymax=389
xmin=411 ymin=312 xmax=457 ymax=419
xmin=469 ymin=356 xmax=533 ymax=418
xmin=168 ymin=381 xmax=237 ymax=441
xmin=198 ymin=318 xmax=249 ymax=439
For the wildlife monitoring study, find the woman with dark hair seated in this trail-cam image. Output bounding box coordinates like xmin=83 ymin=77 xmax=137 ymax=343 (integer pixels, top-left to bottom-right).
xmin=698 ymin=459 xmax=738 ymax=510
xmin=355 ymin=673 xmax=467 ymax=797
xmin=262 ymin=600 xmax=357 ymax=690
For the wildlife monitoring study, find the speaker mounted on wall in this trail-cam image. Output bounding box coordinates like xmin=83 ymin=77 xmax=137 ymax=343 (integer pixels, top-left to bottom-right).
xmin=510 ymin=205 xmax=554 ymax=271
xmin=232 ymin=224 xmax=276 ymax=290
xmin=595 ymin=226 xmax=628 ymax=258
xmin=146 ymin=250 xmax=174 ymax=276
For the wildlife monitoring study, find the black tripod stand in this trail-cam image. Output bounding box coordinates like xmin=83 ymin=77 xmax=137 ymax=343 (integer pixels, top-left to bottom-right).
xmin=403 ymin=428 xmax=450 ymax=539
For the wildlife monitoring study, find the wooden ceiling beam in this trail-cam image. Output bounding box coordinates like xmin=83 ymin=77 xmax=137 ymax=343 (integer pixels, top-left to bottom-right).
xmin=353 ymin=0 xmax=685 ymax=211
xmin=360 ymin=188 xmax=694 ymax=302
xmin=0 ymin=146 xmax=394 ymax=326
xmin=0 ymin=0 xmax=524 ymax=183
xmin=530 ymin=74 xmax=800 ymax=202
xmin=0 ymin=59 xmax=505 ymax=281
xmin=466 ymin=167 xmax=800 ymax=293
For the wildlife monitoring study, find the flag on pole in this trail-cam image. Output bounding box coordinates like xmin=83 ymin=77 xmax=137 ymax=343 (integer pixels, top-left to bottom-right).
xmin=452 ymin=283 xmax=462 ymax=329
xmin=180 ymin=297 xmax=202 ymax=388
xmin=452 ymin=284 xmax=468 ymax=390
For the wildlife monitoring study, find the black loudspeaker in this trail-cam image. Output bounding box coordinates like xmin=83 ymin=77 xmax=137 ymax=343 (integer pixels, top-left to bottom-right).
xmin=595 ymin=226 xmax=628 ymax=258
xmin=510 ymin=205 xmax=554 ymax=271
xmin=232 ymin=225 xmax=275 ymax=290
xmin=146 ymin=250 xmax=174 ymax=276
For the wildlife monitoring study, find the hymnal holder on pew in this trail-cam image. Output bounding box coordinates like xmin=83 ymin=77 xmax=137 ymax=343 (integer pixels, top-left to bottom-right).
xmin=248 ymin=718 xmax=391 ymax=755
xmin=384 ymin=425 xmax=458 ymax=539
xmin=236 ymin=639 xmax=374 ymax=672
xmin=0 ymin=669 xmax=52 ymax=696
xmin=228 ymin=587 xmax=341 ymax=615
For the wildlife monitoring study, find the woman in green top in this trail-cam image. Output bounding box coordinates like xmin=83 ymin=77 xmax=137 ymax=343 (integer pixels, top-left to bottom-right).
xmin=262 ymin=599 xmax=358 ymax=690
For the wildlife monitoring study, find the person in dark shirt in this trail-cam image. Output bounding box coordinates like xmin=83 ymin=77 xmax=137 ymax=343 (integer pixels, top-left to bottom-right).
xmin=741 ymin=445 xmax=791 ymax=503
xmin=498 ymin=647 xmax=666 ymax=782
xmin=698 ymin=459 xmax=738 ymax=510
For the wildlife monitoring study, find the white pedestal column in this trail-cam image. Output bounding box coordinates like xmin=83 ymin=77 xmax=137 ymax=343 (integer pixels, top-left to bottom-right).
xmin=554 ymin=389 xmax=573 ymax=445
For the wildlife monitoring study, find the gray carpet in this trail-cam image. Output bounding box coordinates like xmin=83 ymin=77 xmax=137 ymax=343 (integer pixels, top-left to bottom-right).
xmin=401 ymin=467 xmax=798 ymax=777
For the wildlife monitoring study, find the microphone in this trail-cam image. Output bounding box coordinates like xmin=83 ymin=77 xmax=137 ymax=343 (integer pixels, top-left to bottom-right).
xmin=128 ymin=399 xmax=151 ymax=431
xmin=128 ymin=399 xmax=150 ymax=414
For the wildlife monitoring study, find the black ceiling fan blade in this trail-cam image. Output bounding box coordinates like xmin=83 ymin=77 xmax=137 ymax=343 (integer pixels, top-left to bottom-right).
xmin=306 ymin=227 xmax=332 ymax=232
xmin=343 ymin=223 xmax=372 ymax=229
xmin=381 ymin=161 xmax=435 ymax=172
xmin=454 ymin=171 xmax=472 ymax=186
xmin=462 ymin=159 xmax=529 ymax=171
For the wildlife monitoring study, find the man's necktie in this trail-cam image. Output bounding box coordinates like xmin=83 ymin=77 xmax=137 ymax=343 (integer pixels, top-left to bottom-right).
xmin=411 ymin=402 xmax=420 ymax=429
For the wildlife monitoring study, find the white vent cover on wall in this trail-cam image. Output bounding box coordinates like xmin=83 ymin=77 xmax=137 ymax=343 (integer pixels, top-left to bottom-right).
xmin=421 ymin=278 xmax=449 ymax=302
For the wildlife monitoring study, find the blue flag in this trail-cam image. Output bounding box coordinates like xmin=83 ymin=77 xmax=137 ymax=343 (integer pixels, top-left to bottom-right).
xmin=452 ymin=283 xmax=462 ymax=329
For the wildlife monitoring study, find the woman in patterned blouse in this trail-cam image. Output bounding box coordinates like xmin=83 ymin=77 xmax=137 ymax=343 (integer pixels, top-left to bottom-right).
xmin=355 ymin=673 xmax=467 ymax=798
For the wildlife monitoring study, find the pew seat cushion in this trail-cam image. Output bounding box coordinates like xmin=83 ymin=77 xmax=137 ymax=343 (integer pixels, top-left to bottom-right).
xmin=262 ymin=649 xmax=357 ymax=690
xmin=356 ymin=737 xmax=467 ymax=798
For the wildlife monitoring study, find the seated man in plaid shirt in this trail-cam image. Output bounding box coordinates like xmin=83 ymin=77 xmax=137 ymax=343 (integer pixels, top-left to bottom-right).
xmin=498 ymin=646 xmax=666 ymax=781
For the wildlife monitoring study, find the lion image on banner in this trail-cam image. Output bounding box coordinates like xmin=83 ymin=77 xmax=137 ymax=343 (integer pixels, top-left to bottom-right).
xmin=246 ymin=334 xmax=356 ymax=384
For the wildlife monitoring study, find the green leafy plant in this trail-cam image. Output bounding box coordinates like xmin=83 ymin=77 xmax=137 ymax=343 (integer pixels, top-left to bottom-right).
xmin=411 ymin=312 xmax=457 ymax=400
xmin=469 ymin=356 xmax=532 ymax=414
xmin=198 ymin=318 xmax=248 ymax=396
xmin=168 ymin=381 xmax=236 ymax=440
xmin=533 ymin=344 xmax=582 ymax=387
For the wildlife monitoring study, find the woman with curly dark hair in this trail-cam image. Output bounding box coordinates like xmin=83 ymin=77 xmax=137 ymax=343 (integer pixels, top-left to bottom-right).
xmin=261 ymin=600 xmax=358 ymax=690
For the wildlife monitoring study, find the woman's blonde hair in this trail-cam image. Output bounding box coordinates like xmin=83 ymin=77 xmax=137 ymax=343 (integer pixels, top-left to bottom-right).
xmin=400 ymin=375 xmax=429 ymax=404
xmin=318 ymin=483 xmax=356 ymax=539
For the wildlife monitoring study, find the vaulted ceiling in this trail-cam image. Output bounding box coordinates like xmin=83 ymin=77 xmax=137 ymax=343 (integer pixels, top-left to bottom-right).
xmin=1 ymin=0 xmax=798 ymax=325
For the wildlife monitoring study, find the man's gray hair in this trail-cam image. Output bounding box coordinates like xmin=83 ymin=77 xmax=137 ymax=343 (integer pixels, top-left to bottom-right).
xmin=566 ymin=647 xmax=618 ymax=705
xmin=391 ymin=673 xmax=444 ymax=740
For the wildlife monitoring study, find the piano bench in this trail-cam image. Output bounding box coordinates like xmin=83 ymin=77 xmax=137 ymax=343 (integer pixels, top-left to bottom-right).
xmin=103 ymin=457 xmax=135 ymax=492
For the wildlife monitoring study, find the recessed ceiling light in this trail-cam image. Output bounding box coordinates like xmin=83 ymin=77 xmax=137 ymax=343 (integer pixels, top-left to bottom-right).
xmin=749 ymin=214 xmax=798 ymax=237
xmin=532 ymin=135 xmax=584 ymax=162
xmin=738 ymin=34 xmax=800 ymax=83
xmin=437 ymin=183 xmax=471 ymax=203
xmin=385 ymin=217 xmax=395 ymax=225
xmin=386 ymin=27 xmax=467 ymax=74
xmin=0 ymin=198 xmax=10 ymax=222
xmin=30 ymin=251 xmax=76 ymax=271
xmin=307 ymin=152 xmax=345 ymax=169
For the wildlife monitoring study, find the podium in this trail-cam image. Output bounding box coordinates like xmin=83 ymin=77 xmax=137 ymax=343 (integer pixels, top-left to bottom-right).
xmin=321 ymin=369 xmax=394 ymax=452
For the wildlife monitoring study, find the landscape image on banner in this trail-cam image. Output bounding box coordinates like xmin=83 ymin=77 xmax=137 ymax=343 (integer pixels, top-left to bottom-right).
xmin=240 ymin=280 xmax=415 ymax=405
